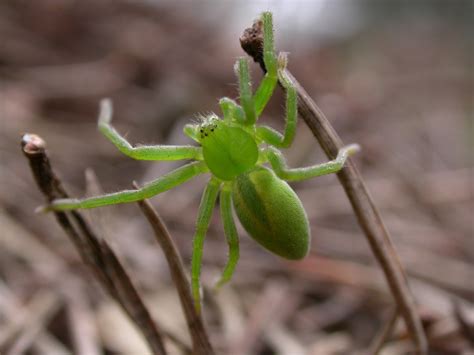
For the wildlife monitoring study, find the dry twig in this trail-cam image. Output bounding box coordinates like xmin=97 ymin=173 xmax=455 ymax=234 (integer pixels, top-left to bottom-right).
xmin=240 ymin=18 xmax=428 ymax=354
xmin=134 ymin=183 xmax=215 ymax=355
xmin=21 ymin=133 xmax=168 ymax=355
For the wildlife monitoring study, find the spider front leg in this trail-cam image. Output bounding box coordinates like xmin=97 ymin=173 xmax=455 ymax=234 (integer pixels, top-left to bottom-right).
xmin=215 ymin=182 xmax=239 ymax=290
xmin=256 ymin=56 xmax=297 ymax=148
xmin=218 ymin=97 xmax=245 ymax=123
xmin=235 ymin=57 xmax=256 ymax=125
xmin=266 ymin=144 xmax=361 ymax=182
xmin=99 ymin=99 xmax=202 ymax=161
xmin=253 ymin=11 xmax=279 ymax=116
xmin=233 ymin=12 xmax=279 ymax=126
xmin=43 ymin=161 xmax=208 ymax=211
xmin=191 ymin=177 xmax=221 ymax=313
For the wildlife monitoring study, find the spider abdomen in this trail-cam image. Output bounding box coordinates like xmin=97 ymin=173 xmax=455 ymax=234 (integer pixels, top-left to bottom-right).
xmin=201 ymin=123 xmax=258 ymax=181
xmin=232 ymin=167 xmax=310 ymax=260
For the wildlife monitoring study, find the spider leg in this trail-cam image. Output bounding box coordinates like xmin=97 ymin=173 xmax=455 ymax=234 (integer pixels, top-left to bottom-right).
xmin=214 ymin=182 xmax=239 ymax=290
xmin=99 ymin=99 xmax=202 ymax=161
xmin=43 ymin=161 xmax=208 ymax=211
xmin=266 ymin=144 xmax=361 ymax=182
xmin=218 ymin=97 xmax=245 ymax=123
xmin=235 ymin=57 xmax=256 ymax=125
xmin=234 ymin=13 xmax=287 ymax=125
xmin=253 ymin=12 xmax=279 ymax=117
xmin=191 ymin=177 xmax=221 ymax=314
xmin=256 ymin=56 xmax=297 ymax=148
xmin=183 ymin=124 xmax=201 ymax=143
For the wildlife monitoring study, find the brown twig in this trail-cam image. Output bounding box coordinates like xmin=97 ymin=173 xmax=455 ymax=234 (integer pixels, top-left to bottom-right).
xmin=240 ymin=18 xmax=428 ymax=354
xmin=21 ymin=133 xmax=168 ymax=355
xmin=133 ymin=183 xmax=215 ymax=355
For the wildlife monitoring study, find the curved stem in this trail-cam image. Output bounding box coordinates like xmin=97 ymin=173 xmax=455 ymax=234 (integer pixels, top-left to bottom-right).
xmin=238 ymin=15 xmax=428 ymax=351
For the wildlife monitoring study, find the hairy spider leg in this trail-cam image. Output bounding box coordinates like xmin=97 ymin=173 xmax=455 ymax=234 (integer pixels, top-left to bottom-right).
xmin=256 ymin=59 xmax=297 ymax=148
xmin=233 ymin=12 xmax=279 ymax=126
xmin=235 ymin=57 xmax=256 ymax=125
xmin=215 ymin=13 xmax=279 ymax=127
xmin=191 ymin=177 xmax=221 ymax=314
xmin=253 ymin=11 xmax=278 ymax=117
xmin=99 ymin=99 xmax=202 ymax=161
xmin=215 ymin=182 xmax=239 ymax=290
xmin=266 ymin=144 xmax=361 ymax=182
xmin=235 ymin=12 xmax=297 ymax=148
xmin=218 ymin=97 xmax=245 ymax=123
xmin=44 ymin=161 xmax=208 ymax=211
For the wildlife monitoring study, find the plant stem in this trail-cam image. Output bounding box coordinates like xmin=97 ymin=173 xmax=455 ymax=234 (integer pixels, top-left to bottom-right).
xmin=134 ymin=183 xmax=215 ymax=355
xmin=21 ymin=134 xmax=168 ymax=355
xmin=240 ymin=18 xmax=428 ymax=354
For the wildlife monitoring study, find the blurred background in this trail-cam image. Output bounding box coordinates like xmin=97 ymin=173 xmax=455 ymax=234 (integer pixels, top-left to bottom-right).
xmin=1 ymin=0 xmax=472 ymax=354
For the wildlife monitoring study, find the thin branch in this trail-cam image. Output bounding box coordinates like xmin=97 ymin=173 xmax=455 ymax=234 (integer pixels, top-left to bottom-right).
xmin=240 ymin=18 xmax=428 ymax=354
xmin=133 ymin=182 xmax=215 ymax=355
xmin=21 ymin=133 xmax=168 ymax=355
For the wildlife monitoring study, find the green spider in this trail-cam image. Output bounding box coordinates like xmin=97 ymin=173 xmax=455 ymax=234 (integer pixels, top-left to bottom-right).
xmin=43 ymin=12 xmax=359 ymax=312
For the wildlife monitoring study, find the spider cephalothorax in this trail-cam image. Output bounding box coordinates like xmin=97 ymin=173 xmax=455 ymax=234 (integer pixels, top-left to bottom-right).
xmin=43 ymin=12 xmax=359 ymax=312
xmin=194 ymin=117 xmax=259 ymax=181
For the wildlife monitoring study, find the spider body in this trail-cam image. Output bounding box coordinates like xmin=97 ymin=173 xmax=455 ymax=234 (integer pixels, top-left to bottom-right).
xmin=233 ymin=167 xmax=310 ymax=260
xmin=196 ymin=114 xmax=311 ymax=258
xmin=44 ymin=12 xmax=360 ymax=313
xmin=198 ymin=117 xmax=258 ymax=181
